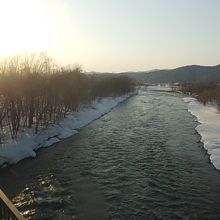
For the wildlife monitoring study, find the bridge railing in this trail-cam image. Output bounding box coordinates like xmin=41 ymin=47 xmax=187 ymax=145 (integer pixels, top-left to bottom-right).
xmin=0 ymin=189 xmax=26 ymax=220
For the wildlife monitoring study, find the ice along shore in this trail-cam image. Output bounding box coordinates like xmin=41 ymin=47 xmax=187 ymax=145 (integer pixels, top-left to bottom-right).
xmin=0 ymin=92 xmax=136 ymax=168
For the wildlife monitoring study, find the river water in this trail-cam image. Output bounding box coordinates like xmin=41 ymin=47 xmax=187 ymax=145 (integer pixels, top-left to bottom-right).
xmin=1 ymin=88 xmax=220 ymax=220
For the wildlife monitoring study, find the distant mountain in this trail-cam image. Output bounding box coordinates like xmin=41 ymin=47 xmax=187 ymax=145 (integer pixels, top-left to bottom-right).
xmin=120 ymin=65 xmax=220 ymax=83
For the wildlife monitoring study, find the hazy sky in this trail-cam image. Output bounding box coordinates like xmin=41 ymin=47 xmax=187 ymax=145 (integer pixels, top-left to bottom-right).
xmin=0 ymin=0 xmax=220 ymax=72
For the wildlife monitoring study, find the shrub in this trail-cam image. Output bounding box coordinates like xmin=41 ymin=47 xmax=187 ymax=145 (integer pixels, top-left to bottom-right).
xmin=0 ymin=53 xmax=134 ymax=142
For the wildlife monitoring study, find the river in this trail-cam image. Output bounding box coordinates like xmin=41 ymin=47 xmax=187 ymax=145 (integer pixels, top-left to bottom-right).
xmin=1 ymin=87 xmax=220 ymax=220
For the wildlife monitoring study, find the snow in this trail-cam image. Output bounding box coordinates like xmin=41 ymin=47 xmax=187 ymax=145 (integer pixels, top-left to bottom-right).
xmin=146 ymin=85 xmax=173 ymax=92
xmin=0 ymin=92 xmax=136 ymax=167
xmin=183 ymin=97 xmax=220 ymax=170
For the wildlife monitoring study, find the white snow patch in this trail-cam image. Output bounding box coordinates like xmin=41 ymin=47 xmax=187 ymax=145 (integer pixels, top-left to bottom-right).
xmin=0 ymin=92 xmax=136 ymax=167
xmin=146 ymin=85 xmax=173 ymax=92
xmin=183 ymin=97 xmax=220 ymax=170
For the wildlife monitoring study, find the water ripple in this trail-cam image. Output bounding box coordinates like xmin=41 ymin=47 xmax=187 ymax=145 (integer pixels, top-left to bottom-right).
xmin=3 ymin=90 xmax=220 ymax=219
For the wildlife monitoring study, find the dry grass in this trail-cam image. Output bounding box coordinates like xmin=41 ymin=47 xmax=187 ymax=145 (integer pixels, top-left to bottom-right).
xmin=181 ymin=81 xmax=220 ymax=106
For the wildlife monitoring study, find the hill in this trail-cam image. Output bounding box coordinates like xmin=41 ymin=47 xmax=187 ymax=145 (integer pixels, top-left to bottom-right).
xmin=120 ymin=65 xmax=220 ymax=83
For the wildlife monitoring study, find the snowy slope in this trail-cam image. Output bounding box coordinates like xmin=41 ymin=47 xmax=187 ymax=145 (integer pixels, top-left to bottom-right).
xmin=0 ymin=93 xmax=135 ymax=167
xmin=184 ymin=97 xmax=220 ymax=170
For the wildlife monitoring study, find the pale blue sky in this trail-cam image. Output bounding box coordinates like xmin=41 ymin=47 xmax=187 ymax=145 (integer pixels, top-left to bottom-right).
xmin=0 ymin=0 xmax=220 ymax=72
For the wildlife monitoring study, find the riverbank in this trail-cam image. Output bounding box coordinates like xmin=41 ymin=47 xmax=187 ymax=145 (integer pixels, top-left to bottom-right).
xmin=184 ymin=97 xmax=220 ymax=170
xmin=147 ymin=84 xmax=220 ymax=171
xmin=2 ymin=87 xmax=220 ymax=220
xmin=0 ymin=92 xmax=136 ymax=168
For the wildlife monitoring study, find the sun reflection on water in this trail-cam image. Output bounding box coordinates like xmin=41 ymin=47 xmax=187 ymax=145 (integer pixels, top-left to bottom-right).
xmin=12 ymin=174 xmax=61 ymax=219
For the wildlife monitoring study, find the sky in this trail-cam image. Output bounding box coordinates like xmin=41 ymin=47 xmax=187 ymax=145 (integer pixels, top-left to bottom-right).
xmin=0 ymin=0 xmax=220 ymax=72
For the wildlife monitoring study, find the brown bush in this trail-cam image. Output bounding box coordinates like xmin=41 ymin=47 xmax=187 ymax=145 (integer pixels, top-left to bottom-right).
xmin=181 ymin=81 xmax=220 ymax=106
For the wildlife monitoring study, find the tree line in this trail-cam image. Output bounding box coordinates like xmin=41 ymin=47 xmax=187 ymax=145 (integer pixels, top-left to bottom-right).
xmin=0 ymin=53 xmax=134 ymax=142
xmin=181 ymin=81 xmax=220 ymax=105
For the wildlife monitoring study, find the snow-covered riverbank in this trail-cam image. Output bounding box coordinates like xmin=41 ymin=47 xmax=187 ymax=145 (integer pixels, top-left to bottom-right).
xmin=0 ymin=93 xmax=135 ymax=167
xmin=184 ymin=97 xmax=220 ymax=170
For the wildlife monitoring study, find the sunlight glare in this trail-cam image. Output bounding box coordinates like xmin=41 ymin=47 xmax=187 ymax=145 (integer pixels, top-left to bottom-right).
xmin=0 ymin=0 xmax=55 ymax=57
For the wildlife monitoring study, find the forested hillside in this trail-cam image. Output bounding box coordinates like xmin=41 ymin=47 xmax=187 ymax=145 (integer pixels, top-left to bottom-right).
xmin=120 ymin=65 xmax=220 ymax=83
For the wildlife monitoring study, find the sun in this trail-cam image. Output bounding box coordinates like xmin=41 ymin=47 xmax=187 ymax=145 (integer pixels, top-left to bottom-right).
xmin=0 ymin=0 xmax=55 ymax=57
